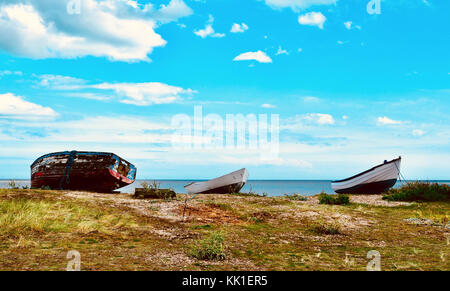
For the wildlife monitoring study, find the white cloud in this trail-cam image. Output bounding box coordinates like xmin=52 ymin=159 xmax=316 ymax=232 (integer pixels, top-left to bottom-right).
xmin=91 ymin=82 xmax=196 ymax=106
xmin=297 ymin=48 xmax=303 ymax=53
xmin=151 ymin=0 xmax=193 ymax=23
xmin=0 ymin=93 xmax=57 ymax=120
xmin=303 ymin=113 xmax=335 ymax=125
xmin=233 ymin=51 xmax=272 ymax=63
xmin=377 ymin=116 xmax=404 ymax=126
xmin=194 ymin=14 xmax=225 ymax=38
xmin=34 ymin=74 xmax=197 ymax=106
xmin=194 ymin=25 xmax=225 ymax=38
xmin=344 ymin=21 xmax=361 ymax=30
xmin=0 ymin=0 xmax=193 ymax=62
xmin=298 ymin=12 xmax=326 ymax=29
xmin=412 ymin=129 xmax=425 ymax=137
xmin=275 ymin=46 xmax=289 ymax=56
xmin=37 ymin=74 xmax=85 ymax=90
xmin=0 ymin=70 xmax=22 ymax=78
xmin=230 ymin=22 xmax=249 ymax=33
xmin=302 ymin=96 xmax=320 ymax=102
xmin=265 ymin=0 xmax=337 ymax=11
xmin=261 ymin=103 xmax=276 ymax=108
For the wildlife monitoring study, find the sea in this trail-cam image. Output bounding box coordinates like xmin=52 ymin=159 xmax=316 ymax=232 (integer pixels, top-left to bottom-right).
xmin=1 ymin=179 xmax=449 ymax=196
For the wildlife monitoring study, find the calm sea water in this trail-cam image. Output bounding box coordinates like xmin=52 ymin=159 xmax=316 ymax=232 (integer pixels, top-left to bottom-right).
xmin=1 ymin=180 xmax=449 ymax=196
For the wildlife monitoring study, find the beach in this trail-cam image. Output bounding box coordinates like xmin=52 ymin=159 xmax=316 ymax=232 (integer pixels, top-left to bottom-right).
xmin=0 ymin=188 xmax=448 ymax=271
xmin=2 ymin=180 xmax=450 ymax=196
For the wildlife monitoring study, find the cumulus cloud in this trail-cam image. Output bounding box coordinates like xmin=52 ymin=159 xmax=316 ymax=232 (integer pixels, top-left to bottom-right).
xmin=233 ymin=51 xmax=272 ymax=63
xmin=377 ymin=116 xmax=404 ymax=126
xmin=194 ymin=14 xmax=225 ymax=38
xmin=0 ymin=0 xmax=193 ymax=62
xmin=230 ymin=22 xmax=249 ymax=33
xmin=298 ymin=12 xmax=326 ymax=29
xmin=91 ymin=82 xmax=196 ymax=106
xmin=0 ymin=93 xmax=57 ymax=120
xmin=261 ymin=103 xmax=276 ymax=108
xmin=264 ymin=0 xmax=337 ymax=11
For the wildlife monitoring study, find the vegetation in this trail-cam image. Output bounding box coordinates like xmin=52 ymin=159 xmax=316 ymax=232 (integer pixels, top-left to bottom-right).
xmin=284 ymin=193 xmax=308 ymax=201
xmin=0 ymin=188 xmax=448 ymax=270
xmin=319 ymin=193 xmax=350 ymax=205
xmin=190 ymin=232 xmax=226 ymax=261
xmin=383 ymin=182 xmax=450 ymax=202
xmin=135 ymin=181 xmax=176 ymax=200
xmin=310 ymin=219 xmax=342 ymax=235
xmin=7 ymin=180 xmax=19 ymax=189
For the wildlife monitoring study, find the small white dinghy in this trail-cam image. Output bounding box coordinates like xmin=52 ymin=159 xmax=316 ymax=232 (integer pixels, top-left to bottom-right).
xmin=184 ymin=168 xmax=249 ymax=194
xmin=331 ymin=157 xmax=401 ymax=194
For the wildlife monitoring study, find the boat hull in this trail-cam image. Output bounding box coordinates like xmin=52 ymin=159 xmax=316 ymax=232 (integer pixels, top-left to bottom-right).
xmin=332 ymin=157 xmax=401 ymax=194
xmin=334 ymin=179 xmax=397 ymax=194
xmin=185 ymin=168 xmax=249 ymax=194
xmin=31 ymin=151 xmax=136 ymax=192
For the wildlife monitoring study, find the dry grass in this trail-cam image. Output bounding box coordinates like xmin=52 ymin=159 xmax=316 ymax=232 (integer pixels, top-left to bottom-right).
xmin=0 ymin=189 xmax=448 ymax=271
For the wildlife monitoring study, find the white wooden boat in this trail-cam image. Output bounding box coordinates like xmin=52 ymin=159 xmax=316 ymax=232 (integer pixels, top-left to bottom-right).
xmin=184 ymin=168 xmax=249 ymax=194
xmin=331 ymin=157 xmax=401 ymax=194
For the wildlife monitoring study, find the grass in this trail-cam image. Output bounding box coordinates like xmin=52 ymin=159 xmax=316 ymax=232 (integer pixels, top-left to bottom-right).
xmin=309 ymin=219 xmax=343 ymax=235
xmin=0 ymin=188 xmax=449 ymax=270
xmin=383 ymin=182 xmax=450 ymax=202
xmin=190 ymin=232 xmax=226 ymax=261
xmin=284 ymin=193 xmax=308 ymax=201
xmin=319 ymin=193 xmax=350 ymax=205
xmin=0 ymin=197 xmax=137 ymax=236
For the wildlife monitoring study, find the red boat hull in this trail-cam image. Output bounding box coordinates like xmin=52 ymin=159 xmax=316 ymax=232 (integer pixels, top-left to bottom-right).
xmin=31 ymin=151 xmax=136 ymax=192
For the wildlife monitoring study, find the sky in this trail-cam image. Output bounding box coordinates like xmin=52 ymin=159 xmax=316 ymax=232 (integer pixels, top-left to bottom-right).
xmin=0 ymin=0 xmax=449 ymax=180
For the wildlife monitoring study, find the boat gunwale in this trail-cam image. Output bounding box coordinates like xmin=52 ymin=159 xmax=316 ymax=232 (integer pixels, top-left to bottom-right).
xmin=332 ymin=157 xmax=401 ymax=184
xmin=30 ymin=151 xmax=136 ymax=171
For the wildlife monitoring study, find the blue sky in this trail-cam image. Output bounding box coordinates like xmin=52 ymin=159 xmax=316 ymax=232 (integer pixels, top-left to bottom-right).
xmin=0 ymin=0 xmax=449 ymax=180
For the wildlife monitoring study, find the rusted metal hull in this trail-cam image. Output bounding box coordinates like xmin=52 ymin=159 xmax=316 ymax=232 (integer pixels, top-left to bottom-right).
xmin=30 ymin=151 xmax=137 ymax=192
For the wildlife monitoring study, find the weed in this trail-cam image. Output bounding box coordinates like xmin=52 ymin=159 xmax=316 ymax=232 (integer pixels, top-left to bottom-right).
xmin=190 ymin=232 xmax=226 ymax=261
xmin=319 ymin=193 xmax=350 ymax=205
xmin=383 ymin=182 xmax=450 ymax=202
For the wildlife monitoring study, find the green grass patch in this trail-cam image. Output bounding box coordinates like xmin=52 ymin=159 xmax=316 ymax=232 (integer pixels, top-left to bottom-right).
xmin=309 ymin=219 xmax=343 ymax=235
xmin=284 ymin=194 xmax=308 ymax=201
xmin=190 ymin=232 xmax=226 ymax=261
xmin=206 ymin=202 xmax=234 ymax=212
xmin=319 ymin=193 xmax=350 ymax=205
xmin=383 ymin=182 xmax=450 ymax=202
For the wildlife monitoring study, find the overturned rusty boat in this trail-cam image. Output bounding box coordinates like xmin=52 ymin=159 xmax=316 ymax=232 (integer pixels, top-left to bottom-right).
xmin=31 ymin=151 xmax=137 ymax=192
xmin=184 ymin=168 xmax=249 ymax=194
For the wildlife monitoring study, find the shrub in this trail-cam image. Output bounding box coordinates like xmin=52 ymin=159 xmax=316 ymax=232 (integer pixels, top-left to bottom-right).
xmin=190 ymin=232 xmax=226 ymax=261
xmin=319 ymin=193 xmax=350 ymax=205
xmin=135 ymin=181 xmax=176 ymax=200
xmin=383 ymin=182 xmax=450 ymax=202
xmin=284 ymin=194 xmax=308 ymax=201
xmin=7 ymin=180 xmax=19 ymax=189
